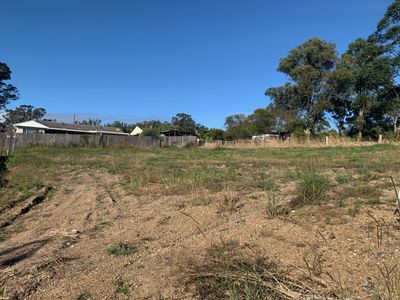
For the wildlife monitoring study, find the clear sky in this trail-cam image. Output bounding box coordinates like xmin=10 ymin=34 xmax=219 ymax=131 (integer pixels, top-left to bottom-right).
xmin=1 ymin=0 xmax=394 ymax=128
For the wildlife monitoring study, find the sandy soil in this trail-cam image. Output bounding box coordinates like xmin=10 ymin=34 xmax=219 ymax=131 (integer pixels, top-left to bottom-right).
xmin=1 ymin=171 xmax=400 ymax=299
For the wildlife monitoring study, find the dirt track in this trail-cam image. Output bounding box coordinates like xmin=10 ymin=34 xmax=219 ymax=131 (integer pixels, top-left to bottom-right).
xmin=1 ymin=170 xmax=400 ymax=299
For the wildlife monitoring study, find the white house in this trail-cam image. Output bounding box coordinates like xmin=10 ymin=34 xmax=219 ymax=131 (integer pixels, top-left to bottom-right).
xmin=14 ymin=120 xmax=129 ymax=135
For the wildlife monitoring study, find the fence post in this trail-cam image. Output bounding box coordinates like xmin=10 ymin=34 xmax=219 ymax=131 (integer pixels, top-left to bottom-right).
xmin=378 ymin=134 xmax=383 ymax=144
xmin=7 ymin=133 xmax=13 ymax=155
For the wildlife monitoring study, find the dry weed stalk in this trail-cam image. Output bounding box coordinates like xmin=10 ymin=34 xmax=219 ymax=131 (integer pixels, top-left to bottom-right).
xmin=366 ymin=211 xmax=390 ymax=247
xmin=179 ymin=211 xmax=207 ymax=238
xmin=389 ymin=176 xmax=400 ymax=220
xmin=187 ymin=242 xmax=336 ymax=300
xmin=376 ymin=262 xmax=400 ymax=299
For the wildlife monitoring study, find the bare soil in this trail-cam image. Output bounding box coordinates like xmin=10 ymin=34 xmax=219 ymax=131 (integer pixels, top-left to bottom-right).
xmin=1 ymin=166 xmax=400 ymax=299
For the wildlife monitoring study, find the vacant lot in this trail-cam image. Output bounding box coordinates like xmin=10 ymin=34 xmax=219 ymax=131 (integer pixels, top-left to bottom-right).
xmin=1 ymin=145 xmax=400 ymax=299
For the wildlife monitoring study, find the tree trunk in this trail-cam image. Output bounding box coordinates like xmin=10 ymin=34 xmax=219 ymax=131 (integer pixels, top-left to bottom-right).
xmin=394 ymin=115 xmax=398 ymax=133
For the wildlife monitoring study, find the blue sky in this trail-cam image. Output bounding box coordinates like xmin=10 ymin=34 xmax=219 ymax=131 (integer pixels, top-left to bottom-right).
xmin=1 ymin=0 xmax=393 ymax=128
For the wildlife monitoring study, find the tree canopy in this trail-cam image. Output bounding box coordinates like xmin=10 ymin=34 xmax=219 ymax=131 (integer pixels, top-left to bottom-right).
xmin=0 ymin=62 xmax=18 ymax=110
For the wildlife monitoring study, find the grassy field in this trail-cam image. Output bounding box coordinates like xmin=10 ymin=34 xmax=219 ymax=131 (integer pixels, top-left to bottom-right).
xmin=1 ymin=144 xmax=400 ymax=299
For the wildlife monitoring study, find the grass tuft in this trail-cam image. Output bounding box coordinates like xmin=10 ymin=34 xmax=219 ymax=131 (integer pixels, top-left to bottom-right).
xmin=107 ymin=243 xmax=138 ymax=256
xmin=335 ymin=174 xmax=352 ymax=184
xmin=76 ymin=291 xmax=91 ymax=300
xmin=294 ymin=169 xmax=329 ymax=206
xmin=265 ymin=195 xmax=287 ymax=217
xmin=114 ymin=277 xmax=129 ymax=294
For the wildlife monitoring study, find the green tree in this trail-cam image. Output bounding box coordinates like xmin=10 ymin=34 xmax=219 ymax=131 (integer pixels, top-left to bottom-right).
xmin=3 ymin=105 xmax=46 ymax=131
xmin=79 ymin=118 xmax=102 ymax=126
xmin=205 ymin=128 xmax=226 ymax=141
xmin=325 ymin=54 xmax=354 ymax=134
xmin=345 ymin=38 xmax=393 ymax=139
xmin=171 ymin=113 xmax=196 ymax=133
xmin=377 ymin=0 xmax=400 ymax=61
xmin=247 ymin=108 xmax=275 ymax=135
xmin=195 ymin=123 xmax=208 ymax=139
xmin=268 ymin=38 xmax=337 ymax=137
xmin=376 ymin=0 xmax=400 ymax=132
xmin=0 ymin=62 xmax=19 ymax=110
xmin=225 ymin=114 xmax=251 ymax=139
xmin=105 ymin=121 xmax=133 ymax=133
xmin=5 ymin=104 xmax=46 ymax=123
xmin=264 ymin=87 xmax=299 ymax=134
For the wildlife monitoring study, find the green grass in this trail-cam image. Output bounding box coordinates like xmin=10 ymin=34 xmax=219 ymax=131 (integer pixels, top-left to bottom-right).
xmin=2 ymin=144 xmax=399 ymax=210
xmin=347 ymin=204 xmax=361 ymax=217
xmin=366 ymin=198 xmax=383 ymax=205
xmin=76 ymin=292 xmax=91 ymax=300
xmin=341 ymin=185 xmax=382 ymax=199
xmin=114 ymin=277 xmax=129 ymax=294
xmin=265 ymin=195 xmax=287 ymax=217
xmin=335 ymin=174 xmax=352 ymax=184
xmin=107 ymin=243 xmax=138 ymax=256
xmin=295 ymin=170 xmax=329 ymax=206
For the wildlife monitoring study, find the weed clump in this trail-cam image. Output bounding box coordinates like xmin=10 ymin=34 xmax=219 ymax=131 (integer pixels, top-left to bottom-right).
xmin=216 ymin=192 xmax=241 ymax=213
xmin=187 ymin=241 xmax=331 ymax=299
xmin=335 ymin=174 xmax=351 ymax=184
xmin=265 ymin=195 xmax=287 ymax=217
xmin=107 ymin=243 xmax=137 ymax=256
xmin=294 ymin=169 xmax=329 ymax=206
xmin=76 ymin=291 xmax=91 ymax=300
xmin=114 ymin=277 xmax=129 ymax=294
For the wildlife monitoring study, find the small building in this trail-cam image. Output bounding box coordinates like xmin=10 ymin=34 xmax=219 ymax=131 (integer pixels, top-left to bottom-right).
xmin=130 ymin=126 xmax=143 ymax=136
xmin=252 ymin=133 xmax=280 ymax=141
xmin=160 ymin=129 xmax=196 ymax=137
xmin=252 ymin=132 xmax=289 ymax=141
xmin=14 ymin=120 xmax=128 ymax=135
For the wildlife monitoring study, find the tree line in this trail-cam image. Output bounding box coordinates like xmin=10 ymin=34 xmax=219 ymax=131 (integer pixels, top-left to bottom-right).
xmin=225 ymin=0 xmax=400 ymax=141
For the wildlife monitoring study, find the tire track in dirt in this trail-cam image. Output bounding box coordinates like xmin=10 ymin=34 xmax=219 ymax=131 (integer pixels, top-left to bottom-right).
xmin=0 ymin=171 xmax=126 ymax=299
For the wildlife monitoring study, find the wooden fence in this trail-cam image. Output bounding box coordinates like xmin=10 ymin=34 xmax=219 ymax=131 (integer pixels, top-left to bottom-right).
xmin=0 ymin=133 xmax=197 ymax=155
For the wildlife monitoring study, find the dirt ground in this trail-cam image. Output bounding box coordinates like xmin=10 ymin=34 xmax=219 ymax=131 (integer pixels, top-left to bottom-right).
xmin=1 ymin=164 xmax=400 ymax=299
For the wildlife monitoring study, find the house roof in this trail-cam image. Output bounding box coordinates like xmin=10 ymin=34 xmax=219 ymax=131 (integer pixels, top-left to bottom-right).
xmin=14 ymin=120 xmax=128 ymax=135
xmin=130 ymin=126 xmax=143 ymax=136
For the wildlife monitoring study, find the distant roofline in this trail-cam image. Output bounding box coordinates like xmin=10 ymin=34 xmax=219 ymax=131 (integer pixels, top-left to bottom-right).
xmin=14 ymin=120 xmax=129 ymax=135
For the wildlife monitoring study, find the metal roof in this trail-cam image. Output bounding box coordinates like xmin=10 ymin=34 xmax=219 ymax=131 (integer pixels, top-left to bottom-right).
xmin=14 ymin=120 xmax=128 ymax=135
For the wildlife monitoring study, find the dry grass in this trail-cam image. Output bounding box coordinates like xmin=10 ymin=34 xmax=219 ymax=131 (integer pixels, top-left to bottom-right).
xmin=186 ymin=241 xmax=334 ymax=300
xmin=203 ymin=137 xmax=376 ymax=149
xmin=2 ymin=144 xmax=400 ymax=299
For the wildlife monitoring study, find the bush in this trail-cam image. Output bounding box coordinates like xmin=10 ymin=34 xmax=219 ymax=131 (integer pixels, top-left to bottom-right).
xmin=295 ymin=170 xmax=329 ymax=206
